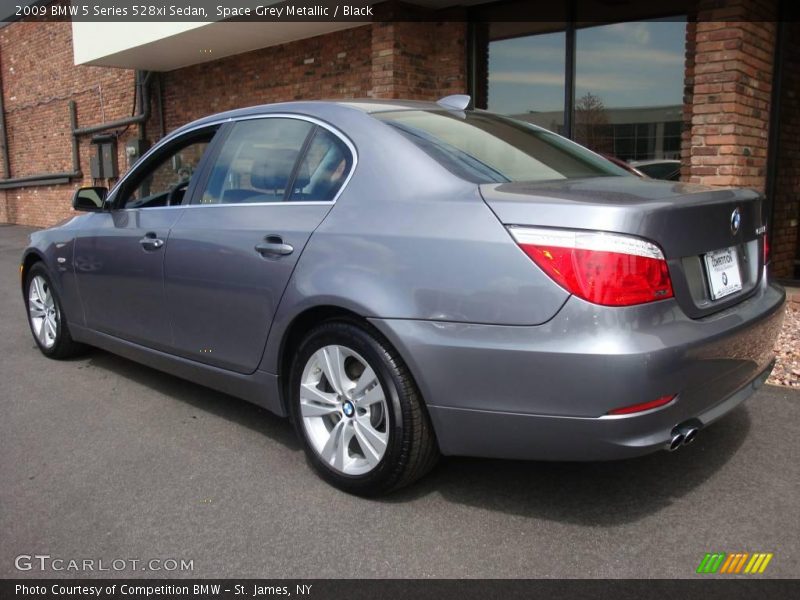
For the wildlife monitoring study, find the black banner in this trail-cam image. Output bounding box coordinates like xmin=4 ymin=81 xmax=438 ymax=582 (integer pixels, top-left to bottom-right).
xmin=2 ymin=579 xmax=800 ymax=600
xmin=2 ymin=0 xmax=798 ymax=23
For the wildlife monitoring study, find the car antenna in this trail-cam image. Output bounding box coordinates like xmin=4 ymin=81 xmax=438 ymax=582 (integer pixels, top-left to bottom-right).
xmin=436 ymin=95 xmax=472 ymax=111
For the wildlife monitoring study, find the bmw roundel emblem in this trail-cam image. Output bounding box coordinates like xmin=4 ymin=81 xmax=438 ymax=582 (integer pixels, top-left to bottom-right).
xmin=722 ymin=272 xmax=728 ymax=286
xmin=731 ymin=208 xmax=741 ymax=235
xmin=342 ymin=401 xmax=355 ymax=417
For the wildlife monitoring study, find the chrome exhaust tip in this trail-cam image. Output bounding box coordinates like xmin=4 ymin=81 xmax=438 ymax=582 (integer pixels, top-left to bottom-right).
xmin=681 ymin=426 xmax=699 ymax=445
xmin=669 ymin=421 xmax=701 ymax=450
xmin=668 ymin=433 xmax=685 ymax=451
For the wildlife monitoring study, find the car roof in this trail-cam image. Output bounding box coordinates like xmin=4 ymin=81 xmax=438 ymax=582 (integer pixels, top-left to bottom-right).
xmin=335 ymin=99 xmax=444 ymax=113
xmin=165 ymin=98 xmax=453 ymax=141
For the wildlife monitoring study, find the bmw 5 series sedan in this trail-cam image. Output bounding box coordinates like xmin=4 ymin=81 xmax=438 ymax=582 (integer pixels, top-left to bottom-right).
xmin=21 ymin=96 xmax=784 ymax=495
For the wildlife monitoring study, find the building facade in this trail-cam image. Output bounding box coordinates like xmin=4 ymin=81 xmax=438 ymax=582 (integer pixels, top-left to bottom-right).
xmin=0 ymin=0 xmax=797 ymax=278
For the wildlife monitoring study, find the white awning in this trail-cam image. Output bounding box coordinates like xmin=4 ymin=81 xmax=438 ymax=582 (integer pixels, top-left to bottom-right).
xmin=71 ymin=0 xmax=474 ymax=71
xmin=72 ymin=20 xmax=364 ymax=71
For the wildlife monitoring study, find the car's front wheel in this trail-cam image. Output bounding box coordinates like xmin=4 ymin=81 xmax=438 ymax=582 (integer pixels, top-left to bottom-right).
xmin=289 ymin=320 xmax=438 ymax=495
xmin=24 ymin=262 xmax=85 ymax=359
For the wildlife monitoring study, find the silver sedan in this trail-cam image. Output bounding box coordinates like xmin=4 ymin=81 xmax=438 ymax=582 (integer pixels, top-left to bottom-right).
xmin=21 ymin=96 xmax=784 ymax=494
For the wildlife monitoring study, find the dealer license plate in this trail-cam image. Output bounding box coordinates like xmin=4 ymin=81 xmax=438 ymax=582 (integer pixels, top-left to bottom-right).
xmin=704 ymin=246 xmax=743 ymax=300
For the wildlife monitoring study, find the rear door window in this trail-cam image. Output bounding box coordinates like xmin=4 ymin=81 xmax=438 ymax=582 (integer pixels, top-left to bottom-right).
xmin=288 ymin=128 xmax=353 ymax=202
xmin=197 ymin=118 xmax=314 ymax=205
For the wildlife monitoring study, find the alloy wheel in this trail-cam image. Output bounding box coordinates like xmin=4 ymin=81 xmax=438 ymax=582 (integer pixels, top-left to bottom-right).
xmin=299 ymin=344 xmax=389 ymax=476
xmin=28 ymin=275 xmax=59 ymax=349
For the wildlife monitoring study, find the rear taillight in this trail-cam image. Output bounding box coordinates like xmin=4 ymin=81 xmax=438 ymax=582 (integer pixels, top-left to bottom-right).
xmin=763 ymin=233 xmax=770 ymax=265
xmin=509 ymin=226 xmax=674 ymax=306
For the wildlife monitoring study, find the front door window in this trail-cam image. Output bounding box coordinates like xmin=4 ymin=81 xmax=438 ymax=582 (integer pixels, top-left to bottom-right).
xmin=119 ymin=134 xmax=215 ymax=209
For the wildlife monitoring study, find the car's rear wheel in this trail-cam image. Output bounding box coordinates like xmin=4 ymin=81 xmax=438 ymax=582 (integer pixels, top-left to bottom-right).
xmin=289 ymin=320 xmax=438 ymax=495
xmin=25 ymin=263 xmax=85 ymax=359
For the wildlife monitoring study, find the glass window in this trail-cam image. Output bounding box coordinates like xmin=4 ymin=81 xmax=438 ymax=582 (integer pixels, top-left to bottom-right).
xmin=487 ymin=29 xmax=566 ymax=133
xmin=574 ymin=19 xmax=686 ymax=161
xmin=663 ymin=120 xmax=682 ymax=159
xmin=199 ymin=118 xmax=313 ymax=205
xmin=478 ymin=16 xmax=687 ymax=171
xmin=289 ymin=128 xmax=353 ymax=201
xmin=120 ymin=133 xmax=215 ymax=209
xmin=374 ymin=110 xmax=628 ymax=184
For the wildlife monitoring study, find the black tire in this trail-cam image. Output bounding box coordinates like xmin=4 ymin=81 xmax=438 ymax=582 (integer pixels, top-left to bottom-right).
xmin=24 ymin=262 xmax=86 ymax=359
xmin=289 ymin=320 xmax=439 ymax=495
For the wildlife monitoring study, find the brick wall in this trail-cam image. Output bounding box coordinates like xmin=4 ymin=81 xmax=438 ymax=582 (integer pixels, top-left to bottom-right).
xmin=157 ymin=20 xmax=465 ymax=133
xmin=370 ymin=2 xmax=465 ymax=100
xmin=0 ymin=21 xmax=136 ymax=227
xmin=770 ymin=21 xmax=800 ymax=278
xmin=156 ymin=26 xmax=374 ymax=132
xmin=371 ymin=21 xmax=466 ymax=100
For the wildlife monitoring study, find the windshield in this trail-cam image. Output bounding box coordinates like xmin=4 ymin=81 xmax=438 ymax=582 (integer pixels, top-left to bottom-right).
xmin=373 ymin=110 xmax=629 ymax=183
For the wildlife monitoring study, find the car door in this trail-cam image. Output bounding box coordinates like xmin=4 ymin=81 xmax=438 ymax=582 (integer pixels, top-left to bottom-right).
xmin=73 ymin=126 xmax=220 ymax=350
xmin=164 ymin=116 xmax=355 ymax=373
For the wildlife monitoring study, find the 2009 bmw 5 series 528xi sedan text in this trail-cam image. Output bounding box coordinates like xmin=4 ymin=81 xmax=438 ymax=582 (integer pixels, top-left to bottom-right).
xmin=21 ymin=95 xmax=785 ymax=495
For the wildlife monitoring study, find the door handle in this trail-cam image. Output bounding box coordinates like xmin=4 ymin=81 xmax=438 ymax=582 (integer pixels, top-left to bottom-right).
xmin=139 ymin=232 xmax=165 ymax=251
xmin=255 ymin=236 xmax=294 ymax=257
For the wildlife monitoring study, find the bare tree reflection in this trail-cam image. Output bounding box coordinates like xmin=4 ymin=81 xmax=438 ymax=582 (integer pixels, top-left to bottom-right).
xmin=575 ymin=92 xmax=613 ymax=154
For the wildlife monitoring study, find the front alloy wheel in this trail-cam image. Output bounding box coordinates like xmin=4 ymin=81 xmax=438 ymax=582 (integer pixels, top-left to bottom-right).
xmin=28 ymin=274 xmax=59 ymax=349
xmin=289 ymin=321 xmax=438 ymax=495
xmin=24 ymin=262 xmax=85 ymax=359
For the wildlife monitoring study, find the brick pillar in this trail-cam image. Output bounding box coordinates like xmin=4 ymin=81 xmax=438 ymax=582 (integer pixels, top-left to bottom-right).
xmin=683 ymin=2 xmax=778 ymax=191
xmin=370 ymin=22 xmax=397 ymax=99
xmin=369 ymin=4 xmax=466 ymax=100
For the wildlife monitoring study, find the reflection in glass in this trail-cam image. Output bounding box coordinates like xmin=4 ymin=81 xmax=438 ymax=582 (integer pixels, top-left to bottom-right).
xmin=487 ymin=30 xmax=566 ymax=133
xmin=574 ymin=20 xmax=686 ymax=161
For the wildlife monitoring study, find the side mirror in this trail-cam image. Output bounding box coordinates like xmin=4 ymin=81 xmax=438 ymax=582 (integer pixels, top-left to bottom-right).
xmin=72 ymin=186 xmax=108 ymax=212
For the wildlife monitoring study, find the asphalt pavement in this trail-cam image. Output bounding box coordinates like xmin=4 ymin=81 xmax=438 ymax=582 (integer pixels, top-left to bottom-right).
xmin=1 ymin=223 xmax=798 ymax=579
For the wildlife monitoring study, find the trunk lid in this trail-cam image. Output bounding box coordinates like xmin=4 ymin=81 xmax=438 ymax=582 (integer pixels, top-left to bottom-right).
xmin=481 ymin=177 xmax=766 ymax=318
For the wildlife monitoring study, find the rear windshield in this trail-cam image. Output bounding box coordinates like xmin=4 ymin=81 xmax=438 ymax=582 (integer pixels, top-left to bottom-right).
xmin=373 ymin=110 xmax=629 ymax=183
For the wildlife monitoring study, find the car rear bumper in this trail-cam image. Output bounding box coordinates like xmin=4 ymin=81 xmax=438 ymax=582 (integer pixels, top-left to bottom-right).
xmin=369 ymin=277 xmax=785 ymax=461
xmin=425 ymin=360 xmax=773 ymax=460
